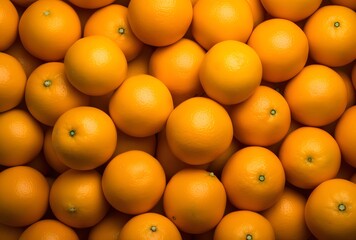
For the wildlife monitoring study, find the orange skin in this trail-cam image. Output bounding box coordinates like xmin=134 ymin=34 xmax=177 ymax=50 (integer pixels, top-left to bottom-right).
xmin=279 ymin=127 xmax=341 ymax=189
xmin=68 ymin=0 xmax=115 ymax=9
xmin=149 ymin=38 xmax=205 ymax=106
xmin=88 ymin=211 xmax=131 ymax=240
xmin=19 ymin=219 xmax=79 ymax=240
xmin=284 ymin=64 xmax=348 ymax=127
xmin=303 ymin=5 xmax=356 ymax=67
xmin=221 ymin=146 xmax=285 ymax=212
xmin=260 ymin=0 xmax=322 ymax=22
xmin=126 ymin=44 xmax=154 ymax=79
xmin=335 ymin=105 xmax=356 ymax=168
xmin=331 ymin=0 xmax=356 ymax=10
xmin=25 ymin=62 xmax=90 ymax=126
xmin=248 ymin=18 xmax=309 ymax=83
xmin=18 ymin=0 xmax=81 ymax=61
xmin=163 ymin=169 xmax=226 ymax=234
xmin=51 ymin=106 xmax=117 ymax=170
xmin=214 ymin=210 xmax=275 ymax=240
xmin=127 ymin=0 xmax=193 ymax=47
xmin=261 ymin=187 xmax=311 ymax=240
xmin=0 ymin=166 xmax=49 ymax=227
xmin=109 ymin=74 xmax=174 ymax=137
xmin=0 ymin=52 xmax=27 ymax=112
xmin=0 ymin=0 xmax=18 ymax=51
xmin=335 ymin=69 xmax=356 ymax=109
xmin=118 ymin=213 xmax=182 ymax=240
xmin=64 ymin=35 xmax=127 ymax=96
xmin=102 ymin=150 xmax=166 ymax=215
xmin=199 ymin=40 xmax=262 ymax=105
xmin=49 ymin=169 xmax=110 ymax=228
xmin=305 ymin=178 xmax=356 ymax=240
xmin=230 ymin=85 xmax=291 ymax=147
xmin=245 ymin=0 xmax=265 ymax=27
xmin=0 ymin=223 xmax=24 ymax=240
xmin=165 ymin=97 xmax=233 ymax=165
xmin=84 ymin=4 xmax=144 ymax=61
xmin=0 ymin=109 xmax=44 ymax=167
xmin=192 ymin=0 xmax=254 ymax=50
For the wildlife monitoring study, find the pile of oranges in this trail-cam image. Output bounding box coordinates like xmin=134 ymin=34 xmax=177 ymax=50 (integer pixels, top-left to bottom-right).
xmin=0 ymin=0 xmax=356 ymax=239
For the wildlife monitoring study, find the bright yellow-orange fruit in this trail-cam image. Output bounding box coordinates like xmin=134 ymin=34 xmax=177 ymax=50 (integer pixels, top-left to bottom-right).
xmin=68 ymin=0 xmax=115 ymax=9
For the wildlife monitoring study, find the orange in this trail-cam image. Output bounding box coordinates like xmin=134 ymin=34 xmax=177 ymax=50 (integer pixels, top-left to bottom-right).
xmin=305 ymin=178 xmax=356 ymax=240
xmin=336 ymin=68 xmax=356 ymax=109
xmin=247 ymin=18 xmax=309 ymax=83
xmin=304 ymin=5 xmax=356 ymax=67
xmin=0 ymin=109 xmax=44 ymax=167
xmin=245 ymin=0 xmax=265 ymax=27
xmin=0 ymin=52 xmax=27 ymax=112
xmin=149 ymin=38 xmax=205 ymax=106
xmin=4 ymin=38 xmax=43 ymax=78
xmin=64 ymin=35 xmax=127 ymax=96
xmin=261 ymin=187 xmax=311 ymax=240
xmin=331 ymin=0 xmax=356 ymax=10
xmin=25 ymin=62 xmax=90 ymax=126
xmin=127 ymin=0 xmax=192 ymax=47
xmin=102 ymin=150 xmax=166 ymax=215
xmin=0 ymin=166 xmax=49 ymax=227
xmin=260 ymin=0 xmax=322 ymax=22
xmin=284 ymin=64 xmax=348 ymax=126
xmin=166 ymin=97 xmax=233 ymax=165
xmin=10 ymin=0 xmax=37 ymax=8
xmin=126 ymin=44 xmax=154 ymax=78
xmin=109 ymin=74 xmax=174 ymax=137
xmin=221 ymin=146 xmax=285 ymax=211
xmin=49 ymin=169 xmax=110 ymax=228
xmin=19 ymin=219 xmax=79 ymax=240
xmin=213 ymin=210 xmax=275 ymax=240
xmin=112 ymin=129 xmax=157 ymax=157
xmin=84 ymin=4 xmax=143 ymax=61
xmin=163 ymin=168 xmax=226 ymax=234
xmin=156 ymin=127 xmax=209 ymax=180
xmin=18 ymin=0 xmax=81 ymax=61
xmin=88 ymin=211 xmax=130 ymax=240
xmin=229 ymin=85 xmax=291 ymax=146
xmin=335 ymin=105 xmax=356 ymax=168
xmin=192 ymin=0 xmax=253 ymax=50
xmin=118 ymin=212 xmax=182 ymax=240
xmin=51 ymin=106 xmax=117 ymax=170
xmin=0 ymin=0 xmax=18 ymax=51
xmin=279 ymin=126 xmax=341 ymax=189
xmin=43 ymin=128 xmax=69 ymax=174
xmin=199 ymin=40 xmax=262 ymax=105
xmin=0 ymin=223 xmax=24 ymax=240
xmin=68 ymin=0 xmax=115 ymax=9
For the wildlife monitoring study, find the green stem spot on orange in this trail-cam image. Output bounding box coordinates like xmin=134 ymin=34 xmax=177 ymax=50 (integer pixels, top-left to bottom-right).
xmin=307 ymin=156 xmax=313 ymax=163
xmin=43 ymin=10 xmax=51 ymax=16
xmin=246 ymin=234 xmax=253 ymax=240
xmin=43 ymin=79 xmax=52 ymax=87
xmin=172 ymin=216 xmax=176 ymax=220
xmin=118 ymin=27 xmax=125 ymax=35
xmin=209 ymin=172 xmax=215 ymax=177
xmin=334 ymin=21 xmax=340 ymax=28
xmin=338 ymin=203 xmax=346 ymax=212
xmin=150 ymin=226 xmax=157 ymax=232
xmin=258 ymin=175 xmax=265 ymax=182
xmin=270 ymin=109 xmax=277 ymax=116
xmin=68 ymin=206 xmax=77 ymax=214
xmin=69 ymin=129 xmax=76 ymax=137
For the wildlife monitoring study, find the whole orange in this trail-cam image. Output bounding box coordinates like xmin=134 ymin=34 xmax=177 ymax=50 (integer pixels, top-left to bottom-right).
xmin=0 ymin=52 xmax=27 ymax=112
xmin=64 ymin=35 xmax=127 ymax=96
xmin=199 ymin=40 xmax=262 ymax=105
xmin=163 ymin=169 xmax=226 ymax=234
xmin=165 ymin=97 xmax=233 ymax=165
xmin=51 ymin=106 xmax=117 ymax=170
xmin=0 ymin=109 xmax=44 ymax=167
xmin=102 ymin=150 xmax=166 ymax=215
xmin=127 ymin=0 xmax=193 ymax=46
xmin=248 ymin=18 xmax=309 ymax=82
xmin=192 ymin=0 xmax=254 ymax=50
xmin=0 ymin=166 xmax=49 ymax=227
xmin=305 ymin=178 xmax=356 ymax=240
xmin=18 ymin=0 xmax=81 ymax=61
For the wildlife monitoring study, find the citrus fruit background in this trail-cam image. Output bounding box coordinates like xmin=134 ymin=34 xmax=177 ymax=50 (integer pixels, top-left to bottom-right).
xmin=0 ymin=0 xmax=355 ymax=239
